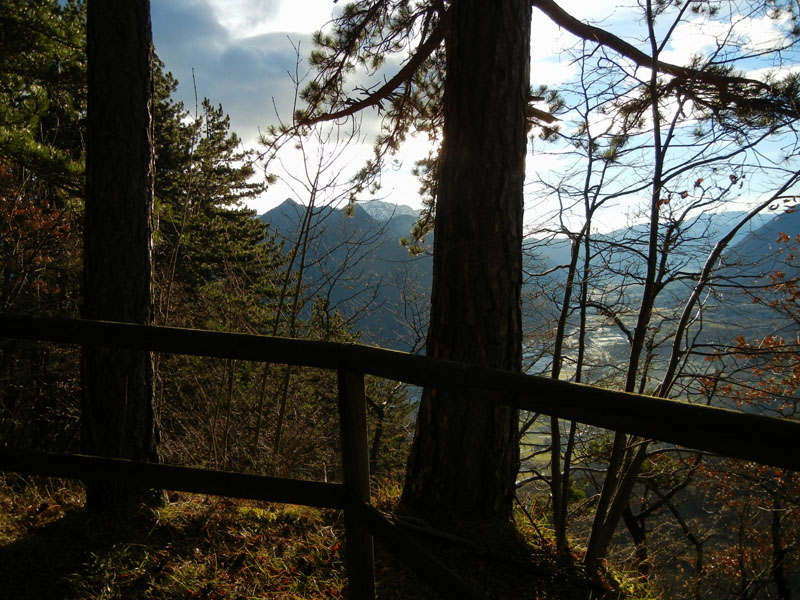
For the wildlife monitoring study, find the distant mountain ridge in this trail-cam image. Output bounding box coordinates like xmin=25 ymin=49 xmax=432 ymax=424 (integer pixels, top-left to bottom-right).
xmin=357 ymin=199 xmax=420 ymax=222
xmin=524 ymin=210 xmax=777 ymax=275
xmin=260 ymin=200 xmax=795 ymax=352
xmin=259 ymin=199 xmax=430 ymax=350
xmin=725 ymin=209 xmax=800 ymax=275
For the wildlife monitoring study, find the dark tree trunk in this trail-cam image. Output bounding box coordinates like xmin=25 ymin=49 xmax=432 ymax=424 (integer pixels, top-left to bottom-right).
xmin=400 ymin=0 xmax=531 ymax=522
xmin=82 ymin=0 xmax=160 ymax=511
xmin=622 ymin=505 xmax=651 ymax=579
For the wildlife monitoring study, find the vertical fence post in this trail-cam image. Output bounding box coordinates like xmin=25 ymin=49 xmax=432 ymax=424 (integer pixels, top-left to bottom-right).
xmin=337 ymin=368 xmax=375 ymax=600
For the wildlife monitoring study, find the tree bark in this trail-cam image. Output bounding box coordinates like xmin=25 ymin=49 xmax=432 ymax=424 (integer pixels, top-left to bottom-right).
xmin=82 ymin=0 xmax=160 ymax=511
xmin=400 ymin=0 xmax=530 ymax=522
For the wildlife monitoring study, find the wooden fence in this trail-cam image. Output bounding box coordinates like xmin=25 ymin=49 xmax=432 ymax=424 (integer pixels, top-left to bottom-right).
xmin=2 ymin=314 xmax=799 ymax=599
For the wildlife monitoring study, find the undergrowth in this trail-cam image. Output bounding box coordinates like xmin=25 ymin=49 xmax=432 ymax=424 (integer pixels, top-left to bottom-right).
xmin=0 ymin=475 xmax=656 ymax=599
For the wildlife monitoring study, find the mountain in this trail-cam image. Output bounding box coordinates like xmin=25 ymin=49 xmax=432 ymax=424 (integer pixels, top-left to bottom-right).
xmin=708 ymin=209 xmax=800 ymax=339
xmin=259 ymin=199 xmax=431 ymax=350
xmin=259 ymin=201 xmax=794 ymax=354
xmin=358 ymin=199 xmax=420 ymax=222
xmin=523 ymin=210 xmax=776 ymax=277
xmin=725 ymin=209 xmax=800 ymax=274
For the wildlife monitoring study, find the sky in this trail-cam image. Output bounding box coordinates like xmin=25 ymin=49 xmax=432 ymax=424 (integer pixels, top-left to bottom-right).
xmin=149 ymin=1 xmax=797 ymax=228
xmin=149 ymin=0 xmax=627 ymax=215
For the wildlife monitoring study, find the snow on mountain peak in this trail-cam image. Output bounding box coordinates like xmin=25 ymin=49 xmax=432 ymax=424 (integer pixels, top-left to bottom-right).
xmin=357 ymin=200 xmax=419 ymax=221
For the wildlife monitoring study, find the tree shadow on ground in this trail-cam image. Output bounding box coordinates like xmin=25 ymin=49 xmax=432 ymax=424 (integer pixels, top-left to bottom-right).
xmin=2 ymin=491 xmax=628 ymax=599
xmin=1 ymin=501 xmax=198 ymax=599
xmin=372 ymin=515 xmax=607 ymax=600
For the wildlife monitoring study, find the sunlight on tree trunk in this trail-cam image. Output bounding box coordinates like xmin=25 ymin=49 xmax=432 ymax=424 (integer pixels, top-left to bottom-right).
xmin=400 ymin=0 xmax=531 ymax=523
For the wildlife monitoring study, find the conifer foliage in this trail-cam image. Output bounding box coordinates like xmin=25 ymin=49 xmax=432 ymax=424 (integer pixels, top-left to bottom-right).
xmin=1 ymin=0 xmax=412 ymax=488
xmin=0 ymin=0 xmax=85 ymax=454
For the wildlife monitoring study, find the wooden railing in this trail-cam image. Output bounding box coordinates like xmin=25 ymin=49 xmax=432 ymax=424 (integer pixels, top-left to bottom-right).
xmin=2 ymin=314 xmax=800 ymax=599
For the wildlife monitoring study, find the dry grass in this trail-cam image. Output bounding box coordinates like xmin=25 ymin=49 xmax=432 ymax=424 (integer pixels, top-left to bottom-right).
xmin=0 ymin=475 xmax=654 ymax=599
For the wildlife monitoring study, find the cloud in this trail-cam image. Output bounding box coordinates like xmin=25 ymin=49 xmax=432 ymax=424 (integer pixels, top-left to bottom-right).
xmin=152 ymin=0 xmax=316 ymax=147
xmin=208 ymin=0 xmax=335 ymax=38
xmin=542 ymin=0 xmax=629 ymax=23
xmin=207 ymin=0 xmax=282 ymax=35
xmin=658 ymin=11 xmax=793 ymax=68
xmin=530 ymin=0 xmax=638 ymax=87
xmin=152 ymin=0 xmax=228 ymax=62
xmin=531 ymin=11 xmax=575 ymax=86
xmin=148 ymin=0 xmax=660 ymax=215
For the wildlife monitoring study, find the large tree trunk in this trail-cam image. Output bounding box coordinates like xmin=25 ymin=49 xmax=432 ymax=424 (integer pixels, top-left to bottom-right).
xmin=400 ymin=0 xmax=531 ymax=522
xmin=82 ymin=0 xmax=160 ymax=511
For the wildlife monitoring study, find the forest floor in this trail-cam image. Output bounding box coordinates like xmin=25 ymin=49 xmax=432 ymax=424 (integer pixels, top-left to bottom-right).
xmin=0 ymin=475 xmax=654 ymax=599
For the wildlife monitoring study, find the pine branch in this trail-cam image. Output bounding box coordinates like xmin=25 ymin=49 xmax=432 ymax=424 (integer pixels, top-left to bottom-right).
xmin=532 ymin=0 xmax=773 ymax=94
xmin=300 ymin=9 xmax=451 ymax=126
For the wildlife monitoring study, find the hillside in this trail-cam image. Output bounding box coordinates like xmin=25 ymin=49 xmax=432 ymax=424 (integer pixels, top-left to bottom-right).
xmin=260 ymin=201 xmax=793 ymax=356
xmin=0 ymin=480 xmax=649 ymax=600
xmin=259 ymin=199 xmax=431 ymax=350
xmin=724 ymin=209 xmax=800 ymax=276
xmin=703 ymin=209 xmax=800 ymax=340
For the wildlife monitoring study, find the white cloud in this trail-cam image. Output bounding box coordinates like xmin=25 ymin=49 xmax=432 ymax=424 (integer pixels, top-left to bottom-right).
xmin=660 ymin=11 xmax=793 ymax=67
xmin=531 ymin=11 xmax=578 ymax=86
xmin=207 ymin=0 xmax=337 ymax=38
xmin=162 ymin=0 xmax=800 ymax=222
xmin=530 ymin=0 xmax=650 ymax=87
xmin=207 ymin=0 xmax=280 ymax=36
xmin=549 ymin=0 xmax=632 ymax=22
xmin=733 ymin=12 xmax=793 ymax=53
xmin=256 ymin=126 xmax=437 ymax=215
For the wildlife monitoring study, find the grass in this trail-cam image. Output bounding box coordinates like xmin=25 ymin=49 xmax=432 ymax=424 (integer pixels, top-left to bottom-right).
xmin=0 ymin=475 xmax=656 ymax=599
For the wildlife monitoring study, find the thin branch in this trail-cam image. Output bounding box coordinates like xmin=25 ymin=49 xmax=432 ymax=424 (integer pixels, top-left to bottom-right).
xmin=532 ymin=0 xmax=773 ymax=93
xmin=300 ymin=9 xmax=450 ymax=126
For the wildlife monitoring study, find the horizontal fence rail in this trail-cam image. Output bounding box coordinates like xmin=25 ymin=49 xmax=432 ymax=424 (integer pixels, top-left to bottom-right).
xmin=2 ymin=312 xmax=799 ymax=600
xmin=0 ymin=448 xmax=345 ymax=509
xmin=2 ymin=314 xmax=799 ymax=471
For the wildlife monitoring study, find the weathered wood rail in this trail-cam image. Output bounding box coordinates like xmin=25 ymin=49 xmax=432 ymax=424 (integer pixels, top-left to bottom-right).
xmin=1 ymin=314 xmax=799 ymax=599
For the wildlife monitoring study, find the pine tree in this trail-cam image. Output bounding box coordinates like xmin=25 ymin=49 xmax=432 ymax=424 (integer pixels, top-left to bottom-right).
xmin=290 ymin=0 xmax=800 ymax=545
xmin=291 ymin=0 xmax=531 ymax=523
xmin=0 ymin=0 xmax=86 ymax=195
xmin=0 ymin=0 xmax=85 ymax=453
xmin=82 ymin=0 xmax=159 ymax=511
xmin=151 ymin=61 xmax=276 ymax=329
